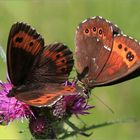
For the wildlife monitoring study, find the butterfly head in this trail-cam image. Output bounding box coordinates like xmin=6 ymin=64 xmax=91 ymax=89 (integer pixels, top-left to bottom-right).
xmin=7 ymin=84 xmax=29 ymax=98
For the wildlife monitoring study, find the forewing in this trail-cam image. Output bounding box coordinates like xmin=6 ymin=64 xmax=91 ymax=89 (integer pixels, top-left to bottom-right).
xmin=7 ymin=22 xmax=44 ymax=86
xmin=75 ymin=16 xmax=120 ymax=85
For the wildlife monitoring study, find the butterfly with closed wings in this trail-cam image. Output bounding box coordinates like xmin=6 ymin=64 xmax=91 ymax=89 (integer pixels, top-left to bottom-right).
xmin=75 ymin=16 xmax=140 ymax=91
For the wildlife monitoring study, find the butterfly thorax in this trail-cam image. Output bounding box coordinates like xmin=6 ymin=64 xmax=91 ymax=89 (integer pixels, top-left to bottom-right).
xmin=77 ymin=66 xmax=96 ymax=89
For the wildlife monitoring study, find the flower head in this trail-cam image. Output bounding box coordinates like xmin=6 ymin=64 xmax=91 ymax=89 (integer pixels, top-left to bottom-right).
xmin=53 ymin=81 xmax=94 ymax=118
xmin=0 ymin=80 xmax=32 ymax=124
xmin=29 ymin=116 xmax=48 ymax=137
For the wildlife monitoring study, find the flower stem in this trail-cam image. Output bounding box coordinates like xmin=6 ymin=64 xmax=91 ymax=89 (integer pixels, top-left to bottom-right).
xmin=65 ymin=119 xmax=92 ymax=137
xmin=60 ymin=118 xmax=136 ymax=139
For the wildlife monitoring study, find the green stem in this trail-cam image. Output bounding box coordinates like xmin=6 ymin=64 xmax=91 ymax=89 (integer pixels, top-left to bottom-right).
xmin=65 ymin=119 xmax=92 ymax=137
xmin=60 ymin=118 xmax=136 ymax=139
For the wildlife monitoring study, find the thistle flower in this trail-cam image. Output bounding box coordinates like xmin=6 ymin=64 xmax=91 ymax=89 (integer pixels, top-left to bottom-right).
xmin=29 ymin=116 xmax=54 ymax=139
xmin=0 ymin=80 xmax=32 ymax=125
xmin=53 ymin=81 xmax=94 ymax=118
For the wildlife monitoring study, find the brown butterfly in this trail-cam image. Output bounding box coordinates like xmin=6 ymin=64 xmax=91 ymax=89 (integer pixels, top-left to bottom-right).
xmin=7 ymin=22 xmax=82 ymax=107
xmin=75 ymin=16 xmax=140 ymax=89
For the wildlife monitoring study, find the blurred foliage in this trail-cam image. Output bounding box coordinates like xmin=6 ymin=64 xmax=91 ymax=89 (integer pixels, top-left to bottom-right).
xmin=0 ymin=0 xmax=140 ymax=139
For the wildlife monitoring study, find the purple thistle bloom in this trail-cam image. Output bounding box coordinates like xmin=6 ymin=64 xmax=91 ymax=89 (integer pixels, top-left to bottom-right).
xmin=29 ymin=116 xmax=47 ymax=136
xmin=65 ymin=95 xmax=94 ymax=116
xmin=53 ymin=81 xmax=94 ymax=118
xmin=0 ymin=80 xmax=32 ymax=124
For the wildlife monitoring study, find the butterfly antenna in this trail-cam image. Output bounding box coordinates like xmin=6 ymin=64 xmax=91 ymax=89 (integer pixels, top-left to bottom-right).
xmin=93 ymin=94 xmax=115 ymax=114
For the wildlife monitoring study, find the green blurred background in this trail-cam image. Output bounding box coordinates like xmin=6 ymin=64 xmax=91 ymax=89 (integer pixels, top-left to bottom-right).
xmin=0 ymin=0 xmax=140 ymax=139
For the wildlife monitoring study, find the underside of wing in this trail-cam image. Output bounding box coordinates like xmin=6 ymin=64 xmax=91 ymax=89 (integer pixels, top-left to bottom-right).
xmin=75 ymin=16 xmax=121 ymax=86
xmin=93 ymin=35 xmax=140 ymax=86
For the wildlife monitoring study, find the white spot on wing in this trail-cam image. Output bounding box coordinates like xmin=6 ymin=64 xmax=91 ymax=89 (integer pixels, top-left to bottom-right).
xmin=92 ymin=57 xmax=98 ymax=70
xmin=99 ymin=16 xmax=103 ymax=19
xmin=105 ymin=19 xmax=111 ymax=23
xmin=121 ymin=31 xmax=123 ymax=34
xmin=135 ymin=39 xmax=138 ymax=42
xmin=123 ymin=34 xmax=126 ymax=37
xmin=97 ymin=38 xmax=99 ymax=42
xmin=117 ymin=34 xmax=121 ymax=37
xmin=77 ymin=26 xmax=79 ymax=30
xmin=82 ymin=19 xmax=87 ymax=23
xmin=92 ymin=57 xmax=96 ymax=62
xmin=90 ymin=16 xmax=96 ymax=20
xmin=115 ymin=24 xmax=119 ymax=28
xmin=129 ymin=36 xmax=133 ymax=39
xmin=104 ymin=45 xmax=111 ymax=51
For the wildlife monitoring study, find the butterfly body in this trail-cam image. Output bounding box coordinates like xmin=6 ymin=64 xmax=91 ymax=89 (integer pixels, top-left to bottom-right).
xmin=75 ymin=16 xmax=140 ymax=88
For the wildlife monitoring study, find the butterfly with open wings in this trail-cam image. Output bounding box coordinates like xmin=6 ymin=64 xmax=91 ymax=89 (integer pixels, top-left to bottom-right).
xmin=6 ymin=22 xmax=83 ymax=107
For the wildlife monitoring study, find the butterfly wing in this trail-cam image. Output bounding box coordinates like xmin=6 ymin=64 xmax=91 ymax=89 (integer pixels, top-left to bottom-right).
xmin=7 ymin=22 xmax=44 ymax=86
xmin=26 ymin=43 xmax=74 ymax=83
xmin=75 ymin=16 xmax=120 ymax=86
xmin=13 ymin=83 xmax=83 ymax=107
xmin=93 ymin=35 xmax=140 ymax=86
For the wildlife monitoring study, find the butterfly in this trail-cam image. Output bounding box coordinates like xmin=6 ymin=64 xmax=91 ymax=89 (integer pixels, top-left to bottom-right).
xmin=6 ymin=22 xmax=83 ymax=107
xmin=75 ymin=16 xmax=140 ymax=89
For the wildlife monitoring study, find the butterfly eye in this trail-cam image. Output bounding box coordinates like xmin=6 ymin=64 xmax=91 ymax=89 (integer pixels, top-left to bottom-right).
xmin=84 ymin=28 xmax=90 ymax=35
